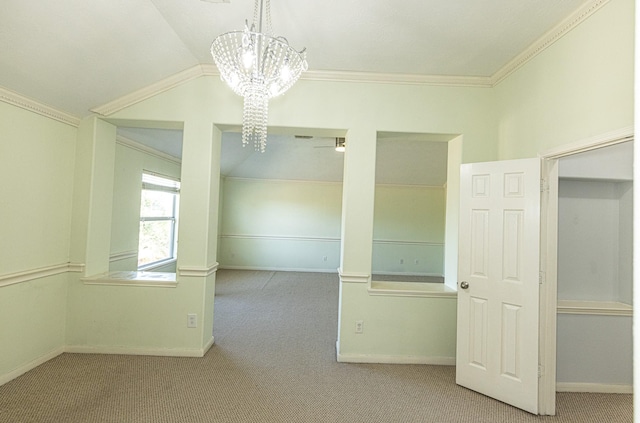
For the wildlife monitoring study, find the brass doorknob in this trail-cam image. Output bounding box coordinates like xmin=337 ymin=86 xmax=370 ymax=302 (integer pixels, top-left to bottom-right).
xmin=460 ymin=281 xmax=469 ymax=290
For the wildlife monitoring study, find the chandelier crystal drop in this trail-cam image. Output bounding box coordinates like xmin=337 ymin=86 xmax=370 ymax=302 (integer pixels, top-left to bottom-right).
xmin=210 ymin=0 xmax=308 ymax=152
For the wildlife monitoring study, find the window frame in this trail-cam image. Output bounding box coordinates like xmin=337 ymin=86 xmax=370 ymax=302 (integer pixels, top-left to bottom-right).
xmin=137 ymin=172 xmax=180 ymax=270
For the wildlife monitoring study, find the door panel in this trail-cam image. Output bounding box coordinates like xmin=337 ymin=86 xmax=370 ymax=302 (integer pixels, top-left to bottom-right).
xmin=456 ymin=158 xmax=541 ymax=414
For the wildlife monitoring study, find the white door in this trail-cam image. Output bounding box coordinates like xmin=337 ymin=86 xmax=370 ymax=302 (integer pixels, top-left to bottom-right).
xmin=456 ymin=158 xmax=541 ymax=414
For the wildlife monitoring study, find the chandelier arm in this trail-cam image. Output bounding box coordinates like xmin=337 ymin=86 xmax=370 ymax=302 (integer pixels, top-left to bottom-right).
xmin=211 ymin=0 xmax=307 ymax=152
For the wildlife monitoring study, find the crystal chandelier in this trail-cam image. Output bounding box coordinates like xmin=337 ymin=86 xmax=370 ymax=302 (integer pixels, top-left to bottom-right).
xmin=210 ymin=0 xmax=308 ymax=152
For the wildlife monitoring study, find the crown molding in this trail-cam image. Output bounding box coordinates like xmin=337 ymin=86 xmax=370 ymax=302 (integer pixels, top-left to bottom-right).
xmin=301 ymin=70 xmax=492 ymax=88
xmin=116 ymin=135 xmax=182 ymax=164
xmin=91 ymin=65 xmax=208 ymax=116
xmin=491 ymin=0 xmax=610 ymax=85
xmin=0 ymin=86 xmax=81 ymax=127
xmin=90 ymin=0 xmax=610 ymax=116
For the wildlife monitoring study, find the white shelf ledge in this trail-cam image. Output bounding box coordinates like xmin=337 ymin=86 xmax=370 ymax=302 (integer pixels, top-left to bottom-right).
xmin=368 ymin=281 xmax=457 ymax=298
xmin=557 ymin=300 xmax=633 ymax=316
xmin=82 ymin=271 xmax=177 ymax=288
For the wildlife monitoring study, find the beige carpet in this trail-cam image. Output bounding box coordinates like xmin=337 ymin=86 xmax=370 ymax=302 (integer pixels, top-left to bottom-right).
xmin=0 ymin=270 xmax=632 ymax=422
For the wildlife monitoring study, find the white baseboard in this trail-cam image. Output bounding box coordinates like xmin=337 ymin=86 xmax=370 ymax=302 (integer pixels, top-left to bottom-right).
xmin=336 ymin=345 xmax=454 ymax=365
xmin=202 ymin=336 xmax=215 ymax=355
xmin=556 ymin=382 xmax=633 ymax=394
xmin=0 ymin=346 xmax=65 ymax=387
xmin=66 ymin=337 xmax=215 ymax=358
xmin=219 ymin=265 xmax=338 ymax=274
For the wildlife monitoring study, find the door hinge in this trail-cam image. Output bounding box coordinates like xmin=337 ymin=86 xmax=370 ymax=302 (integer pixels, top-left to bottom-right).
xmin=539 ymin=271 xmax=545 ymax=285
xmin=540 ymin=179 xmax=549 ymax=192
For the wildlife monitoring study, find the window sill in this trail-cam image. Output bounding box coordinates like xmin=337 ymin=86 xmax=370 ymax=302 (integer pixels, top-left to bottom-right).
xmin=368 ymin=281 xmax=457 ymax=298
xmin=82 ymin=271 xmax=177 ymax=288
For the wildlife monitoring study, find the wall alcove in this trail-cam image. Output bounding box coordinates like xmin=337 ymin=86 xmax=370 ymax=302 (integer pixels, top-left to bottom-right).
xmin=556 ymin=141 xmax=633 ymax=392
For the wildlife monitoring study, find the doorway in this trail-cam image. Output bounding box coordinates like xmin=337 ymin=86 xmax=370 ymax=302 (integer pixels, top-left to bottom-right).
xmin=539 ymin=129 xmax=634 ymax=414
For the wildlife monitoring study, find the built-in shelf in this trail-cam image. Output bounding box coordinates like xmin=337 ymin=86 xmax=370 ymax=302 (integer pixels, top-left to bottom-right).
xmin=368 ymin=281 xmax=457 ymax=298
xmin=82 ymin=271 xmax=177 ymax=288
xmin=557 ymin=300 xmax=633 ymax=316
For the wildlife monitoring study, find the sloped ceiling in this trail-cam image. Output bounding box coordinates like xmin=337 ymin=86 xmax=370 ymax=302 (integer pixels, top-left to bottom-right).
xmin=0 ymin=0 xmax=593 ymax=117
xmin=2 ymin=0 xmax=599 ymax=184
xmin=117 ymin=128 xmax=453 ymax=185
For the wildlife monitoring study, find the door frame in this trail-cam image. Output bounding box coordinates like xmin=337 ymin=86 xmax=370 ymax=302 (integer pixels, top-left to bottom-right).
xmin=537 ymin=126 xmax=634 ymax=415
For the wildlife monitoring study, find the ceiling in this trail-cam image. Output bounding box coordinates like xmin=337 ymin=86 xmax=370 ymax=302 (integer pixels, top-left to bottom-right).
xmin=117 ymin=127 xmax=453 ymax=185
xmin=2 ymin=0 xmax=593 ymax=184
xmin=1 ymin=0 xmax=591 ymax=117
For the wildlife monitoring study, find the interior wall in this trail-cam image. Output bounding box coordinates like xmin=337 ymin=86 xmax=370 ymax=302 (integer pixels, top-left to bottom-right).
xmin=617 ymin=181 xmax=633 ymax=304
xmin=372 ymin=185 xmax=445 ymax=276
xmin=106 ymin=74 xmax=495 ymax=362
xmin=218 ymin=178 xmax=343 ymax=272
xmin=556 ymin=178 xmax=633 ymax=386
xmin=0 ymin=101 xmax=77 ymax=382
xmin=109 ymin=142 xmax=181 ymax=271
xmin=494 ymin=0 xmax=634 ymax=160
xmin=556 ymin=314 xmax=633 ymax=385
xmin=557 ymin=180 xmax=622 ymax=301
xmin=218 ymin=177 xmax=446 ymax=276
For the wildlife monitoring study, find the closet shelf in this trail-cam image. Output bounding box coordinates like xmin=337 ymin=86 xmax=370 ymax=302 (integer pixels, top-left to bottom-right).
xmin=557 ymin=300 xmax=632 ymax=316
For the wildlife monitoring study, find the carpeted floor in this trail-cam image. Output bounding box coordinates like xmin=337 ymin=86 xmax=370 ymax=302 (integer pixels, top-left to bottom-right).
xmin=0 ymin=270 xmax=632 ymax=422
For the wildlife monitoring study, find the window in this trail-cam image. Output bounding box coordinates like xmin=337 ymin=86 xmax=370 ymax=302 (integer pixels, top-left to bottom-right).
xmin=138 ymin=172 xmax=180 ymax=269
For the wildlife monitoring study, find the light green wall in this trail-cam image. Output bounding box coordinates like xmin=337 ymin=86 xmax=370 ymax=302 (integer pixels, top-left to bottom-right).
xmin=373 ymin=185 xmax=445 ymax=276
xmin=109 ymin=142 xmax=181 ymax=271
xmin=219 ymin=178 xmax=343 ymax=271
xmin=2 ymin=0 xmax=633 ymax=379
xmin=0 ymin=101 xmax=77 ymax=379
xmin=65 ymin=116 xmax=217 ymax=355
xmin=0 ymin=102 xmax=77 ymax=273
xmin=219 ymin=178 xmax=446 ymax=275
xmin=107 ymin=76 xmax=494 ymax=362
xmin=494 ymin=0 xmax=634 ymax=159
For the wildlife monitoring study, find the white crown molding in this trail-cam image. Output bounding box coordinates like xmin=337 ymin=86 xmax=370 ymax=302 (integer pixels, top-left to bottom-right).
xmin=89 ymin=0 xmax=610 ymax=116
xmin=90 ymin=65 xmax=208 ymax=116
xmin=491 ymin=0 xmax=610 ymax=85
xmin=301 ymin=70 xmax=492 ymax=88
xmin=116 ymin=135 xmax=182 ymax=165
xmin=0 ymin=86 xmax=81 ymax=127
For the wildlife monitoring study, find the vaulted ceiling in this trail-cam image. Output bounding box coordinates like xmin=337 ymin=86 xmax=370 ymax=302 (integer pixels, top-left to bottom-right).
xmin=2 ymin=0 xmax=591 ymax=117
xmin=2 ymin=0 xmax=596 ymax=183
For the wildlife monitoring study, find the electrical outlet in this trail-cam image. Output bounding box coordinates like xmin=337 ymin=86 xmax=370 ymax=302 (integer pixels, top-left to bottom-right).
xmin=415 ymin=259 xmax=419 ymax=265
xmin=355 ymin=320 xmax=364 ymax=334
xmin=187 ymin=313 xmax=197 ymax=328
xmin=400 ymin=258 xmax=404 ymax=264
xmin=323 ymin=256 xmax=328 ymax=262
